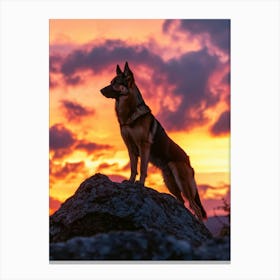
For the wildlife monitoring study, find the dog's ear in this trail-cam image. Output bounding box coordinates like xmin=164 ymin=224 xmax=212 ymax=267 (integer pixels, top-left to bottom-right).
xmin=124 ymin=62 xmax=133 ymax=76
xmin=116 ymin=64 xmax=122 ymax=75
xmin=124 ymin=62 xmax=134 ymax=87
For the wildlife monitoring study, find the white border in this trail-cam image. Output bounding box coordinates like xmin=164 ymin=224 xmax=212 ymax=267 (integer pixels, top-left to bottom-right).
xmin=0 ymin=0 xmax=279 ymax=279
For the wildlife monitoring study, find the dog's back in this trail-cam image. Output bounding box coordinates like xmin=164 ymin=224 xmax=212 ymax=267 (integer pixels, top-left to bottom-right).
xmin=150 ymin=119 xmax=189 ymax=164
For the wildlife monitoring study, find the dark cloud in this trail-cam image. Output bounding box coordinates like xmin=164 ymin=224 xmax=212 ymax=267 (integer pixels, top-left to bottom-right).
xmin=50 ymin=161 xmax=85 ymax=179
xmin=50 ymin=54 xmax=63 ymax=73
xmin=162 ymin=20 xmax=173 ymax=33
xmin=96 ymin=162 xmax=119 ymax=173
xmin=198 ymin=184 xmax=218 ymax=192
xmin=210 ymin=110 xmax=230 ymax=136
xmin=49 ymin=124 xmax=75 ymax=150
xmin=222 ymin=72 xmax=230 ymax=85
xmin=50 ymin=123 xmax=112 ymax=159
xmin=52 ymin=37 xmax=228 ymax=131
xmin=158 ymin=48 xmax=221 ymax=130
xmin=65 ymin=75 xmax=82 ymax=86
xmin=60 ymin=100 xmax=95 ymax=122
xmin=76 ymin=140 xmax=112 ymax=155
xmin=198 ymin=183 xmax=229 ymax=196
xmin=60 ymin=39 xmax=164 ymax=78
xmin=163 ymin=19 xmax=230 ymax=52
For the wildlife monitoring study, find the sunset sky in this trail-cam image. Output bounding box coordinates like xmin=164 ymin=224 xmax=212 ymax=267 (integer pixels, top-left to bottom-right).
xmin=49 ymin=19 xmax=230 ymax=217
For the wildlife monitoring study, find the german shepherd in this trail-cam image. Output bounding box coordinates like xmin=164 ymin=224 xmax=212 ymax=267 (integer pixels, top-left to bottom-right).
xmin=100 ymin=62 xmax=207 ymax=220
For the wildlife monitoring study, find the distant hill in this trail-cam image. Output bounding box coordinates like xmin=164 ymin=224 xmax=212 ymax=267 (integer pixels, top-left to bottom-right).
xmin=204 ymin=215 xmax=230 ymax=236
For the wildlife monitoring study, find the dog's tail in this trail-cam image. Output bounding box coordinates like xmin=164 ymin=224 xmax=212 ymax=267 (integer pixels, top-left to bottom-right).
xmin=184 ymin=168 xmax=207 ymax=221
xmin=194 ymin=190 xmax=207 ymax=220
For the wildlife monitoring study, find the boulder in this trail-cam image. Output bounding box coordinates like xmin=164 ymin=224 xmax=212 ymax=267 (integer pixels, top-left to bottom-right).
xmin=50 ymin=174 xmax=229 ymax=261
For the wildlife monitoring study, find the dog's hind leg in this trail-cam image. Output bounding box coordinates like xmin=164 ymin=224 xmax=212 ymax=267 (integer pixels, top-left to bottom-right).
xmin=168 ymin=161 xmax=206 ymax=220
xmin=161 ymin=166 xmax=184 ymax=204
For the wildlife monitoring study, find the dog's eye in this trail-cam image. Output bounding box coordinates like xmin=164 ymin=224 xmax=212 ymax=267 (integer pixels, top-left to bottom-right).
xmin=120 ymin=85 xmax=128 ymax=94
xmin=112 ymin=84 xmax=121 ymax=92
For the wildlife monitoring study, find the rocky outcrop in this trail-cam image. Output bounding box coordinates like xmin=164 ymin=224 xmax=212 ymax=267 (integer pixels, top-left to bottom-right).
xmin=50 ymin=174 xmax=229 ymax=261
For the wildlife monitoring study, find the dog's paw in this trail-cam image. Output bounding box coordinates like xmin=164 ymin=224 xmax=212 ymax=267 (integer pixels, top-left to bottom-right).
xmin=122 ymin=179 xmax=134 ymax=185
xmin=134 ymin=181 xmax=144 ymax=187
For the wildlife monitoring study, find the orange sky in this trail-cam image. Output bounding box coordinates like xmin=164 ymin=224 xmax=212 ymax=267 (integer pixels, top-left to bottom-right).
xmin=49 ymin=19 xmax=230 ymax=217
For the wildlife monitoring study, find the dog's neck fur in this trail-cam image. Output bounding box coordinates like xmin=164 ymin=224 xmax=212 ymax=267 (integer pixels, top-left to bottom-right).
xmin=115 ymin=84 xmax=151 ymax=126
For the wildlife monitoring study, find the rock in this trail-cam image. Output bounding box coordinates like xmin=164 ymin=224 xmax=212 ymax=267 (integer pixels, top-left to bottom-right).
xmin=50 ymin=230 xmax=230 ymax=261
xmin=50 ymin=229 xmax=193 ymax=260
xmin=194 ymin=236 xmax=230 ymax=260
xmin=50 ymin=174 xmax=212 ymax=246
xmin=50 ymin=174 xmax=230 ymax=261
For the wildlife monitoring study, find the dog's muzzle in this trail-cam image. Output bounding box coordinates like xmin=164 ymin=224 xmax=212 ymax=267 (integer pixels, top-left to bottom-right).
xmin=100 ymin=85 xmax=120 ymax=99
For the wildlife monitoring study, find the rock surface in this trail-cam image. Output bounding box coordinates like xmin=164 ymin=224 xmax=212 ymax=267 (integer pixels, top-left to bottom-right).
xmin=50 ymin=174 xmax=229 ymax=261
xmin=50 ymin=230 xmax=193 ymax=260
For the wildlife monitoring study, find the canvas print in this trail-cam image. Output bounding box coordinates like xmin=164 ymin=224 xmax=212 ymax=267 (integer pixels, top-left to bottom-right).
xmin=49 ymin=19 xmax=230 ymax=261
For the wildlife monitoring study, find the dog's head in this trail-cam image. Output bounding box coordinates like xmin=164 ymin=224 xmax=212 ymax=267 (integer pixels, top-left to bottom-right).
xmin=100 ymin=62 xmax=134 ymax=99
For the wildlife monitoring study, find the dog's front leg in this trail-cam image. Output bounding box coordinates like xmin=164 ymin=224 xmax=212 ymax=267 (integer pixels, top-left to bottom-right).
xmin=138 ymin=142 xmax=151 ymax=185
xmin=128 ymin=151 xmax=138 ymax=183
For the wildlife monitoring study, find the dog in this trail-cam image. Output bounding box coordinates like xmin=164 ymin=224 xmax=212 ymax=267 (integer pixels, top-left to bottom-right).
xmin=100 ymin=62 xmax=207 ymax=220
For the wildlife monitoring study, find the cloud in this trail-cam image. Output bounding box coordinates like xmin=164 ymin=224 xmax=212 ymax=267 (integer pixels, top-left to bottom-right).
xmin=51 ymin=36 xmax=228 ymax=131
xmin=50 ymin=54 xmax=63 ymax=73
xmin=59 ymin=39 xmax=164 ymax=79
xmin=49 ymin=76 xmax=59 ymax=88
xmin=210 ymin=110 xmax=230 ymax=136
xmin=76 ymin=140 xmax=112 ymax=155
xmin=65 ymin=75 xmax=82 ymax=86
xmin=95 ymin=162 xmax=130 ymax=176
xmin=222 ymin=72 xmax=230 ymax=85
xmin=96 ymin=162 xmax=118 ymax=172
xmin=60 ymin=100 xmax=95 ymax=122
xmin=157 ymin=48 xmax=221 ymax=130
xmin=50 ymin=124 xmax=75 ymax=150
xmin=50 ymin=161 xmax=86 ymax=180
xmin=50 ymin=123 xmax=113 ymax=159
xmin=197 ymin=183 xmax=230 ymax=216
xmin=198 ymin=183 xmax=230 ymax=200
xmin=198 ymin=184 xmax=218 ymax=192
xmin=163 ymin=19 xmax=230 ymax=52
xmin=49 ymin=124 xmax=77 ymax=159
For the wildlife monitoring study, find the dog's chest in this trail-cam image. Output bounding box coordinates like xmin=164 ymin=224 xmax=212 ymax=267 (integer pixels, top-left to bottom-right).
xmin=115 ymin=95 xmax=135 ymax=124
xmin=120 ymin=125 xmax=144 ymax=147
xmin=120 ymin=125 xmax=135 ymax=140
